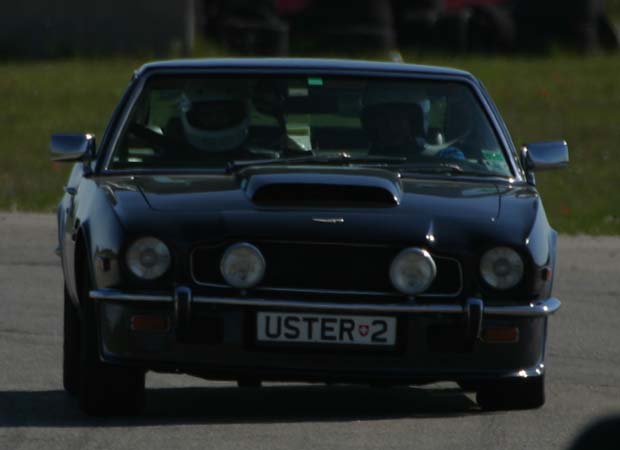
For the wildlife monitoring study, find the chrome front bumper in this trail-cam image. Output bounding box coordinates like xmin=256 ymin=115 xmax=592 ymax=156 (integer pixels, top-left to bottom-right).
xmin=90 ymin=287 xmax=561 ymax=317
xmin=92 ymin=287 xmax=558 ymax=378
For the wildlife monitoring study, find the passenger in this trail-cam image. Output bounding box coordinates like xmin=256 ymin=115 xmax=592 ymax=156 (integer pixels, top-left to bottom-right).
xmin=361 ymin=102 xmax=424 ymax=157
xmin=361 ymin=85 xmax=428 ymax=158
xmin=361 ymin=84 xmax=470 ymax=162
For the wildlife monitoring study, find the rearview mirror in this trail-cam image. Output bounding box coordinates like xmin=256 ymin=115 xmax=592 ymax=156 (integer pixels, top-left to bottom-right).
xmin=521 ymin=140 xmax=569 ymax=171
xmin=50 ymin=134 xmax=96 ymax=162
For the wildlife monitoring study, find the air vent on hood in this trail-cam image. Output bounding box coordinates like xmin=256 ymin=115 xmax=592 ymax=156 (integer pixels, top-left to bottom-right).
xmin=252 ymin=183 xmax=399 ymax=207
xmin=244 ymin=171 xmax=402 ymax=207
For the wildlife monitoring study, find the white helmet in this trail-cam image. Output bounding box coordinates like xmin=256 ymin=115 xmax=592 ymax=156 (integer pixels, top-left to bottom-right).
xmin=179 ymin=91 xmax=250 ymax=152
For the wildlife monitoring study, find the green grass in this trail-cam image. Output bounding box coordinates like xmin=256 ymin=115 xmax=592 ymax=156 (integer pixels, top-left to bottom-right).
xmin=1 ymin=58 xmax=147 ymax=210
xmin=1 ymin=51 xmax=619 ymax=234
xmin=608 ymin=0 xmax=620 ymax=21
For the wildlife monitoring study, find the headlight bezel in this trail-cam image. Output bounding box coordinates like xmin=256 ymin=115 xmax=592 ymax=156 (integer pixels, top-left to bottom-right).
xmin=220 ymin=242 xmax=266 ymax=289
xmin=479 ymin=246 xmax=525 ymax=291
xmin=125 ymin=236 xmax=172 ymax=281
xmin=389 ymin=247 xmax=437 ymax=295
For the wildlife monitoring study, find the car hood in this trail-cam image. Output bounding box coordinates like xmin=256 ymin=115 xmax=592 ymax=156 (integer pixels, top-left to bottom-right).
xmin=99 ymin=166 xmax=539 ymax=250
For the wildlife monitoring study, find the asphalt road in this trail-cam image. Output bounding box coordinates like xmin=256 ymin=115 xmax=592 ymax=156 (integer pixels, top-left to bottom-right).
xmin=1 ymin=212 xmax=619 ymax=450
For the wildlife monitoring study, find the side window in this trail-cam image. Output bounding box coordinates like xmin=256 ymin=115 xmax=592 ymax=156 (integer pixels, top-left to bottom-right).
xmin=147 ymin=90 xmax=181 ymax=132
xmin=112 ymin=90 xmax=175 ymax=167
xmin=96 ymin=81 xmax=135 ymax=165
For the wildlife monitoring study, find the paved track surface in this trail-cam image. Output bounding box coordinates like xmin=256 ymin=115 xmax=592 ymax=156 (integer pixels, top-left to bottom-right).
xmin=1 ymin=213 xmax=619 ymax=450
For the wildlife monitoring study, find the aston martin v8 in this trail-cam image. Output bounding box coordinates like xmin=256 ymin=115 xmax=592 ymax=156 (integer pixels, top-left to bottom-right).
xmin=52 ymin=58 xmax=568 ymax=415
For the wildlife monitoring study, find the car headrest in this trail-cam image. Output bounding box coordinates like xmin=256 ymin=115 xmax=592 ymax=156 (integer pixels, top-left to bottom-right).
xmin=360 ymin=102 xmax=426 ymax=142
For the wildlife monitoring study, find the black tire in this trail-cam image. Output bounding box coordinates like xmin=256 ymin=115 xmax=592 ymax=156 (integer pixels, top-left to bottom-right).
xmin=76 ymin=251 xmax=146 ymax=416
xmin=476 ymin=375 xmax=545 ymax=411
xmin=63 ymin=284 xmax=81 ymax=396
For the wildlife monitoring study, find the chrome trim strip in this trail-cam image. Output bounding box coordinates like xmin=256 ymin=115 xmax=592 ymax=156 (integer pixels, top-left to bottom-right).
xmin=484 ymin=298 xmax=562 ymax=317
xmin=188 ymin=280 xmax=400 ymax=298
xmin=90 ymin=289 xmax=561 ymax=317
xmin=189 ymin=244 xmax=463 ymax=298
xmin=190 ymin=297 xmax=464 ymax=313
xmin=90 ymin=289 xmax=173 ymax=303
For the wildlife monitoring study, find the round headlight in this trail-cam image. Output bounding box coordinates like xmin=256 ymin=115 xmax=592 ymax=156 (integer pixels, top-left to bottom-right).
xmin=126 ymin=237 xmax=171 ymax=280
xmin=220 ymin=242 xmax=265 ymax=289
xmin=480 ymin=247 xmax=524 ymax=290
xmin=390 ymin=247 xmax=437 ymax=295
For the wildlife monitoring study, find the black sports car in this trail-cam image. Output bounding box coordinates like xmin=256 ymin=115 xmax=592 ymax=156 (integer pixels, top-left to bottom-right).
xmin=51 ymin=58 xmax=568 ymax=416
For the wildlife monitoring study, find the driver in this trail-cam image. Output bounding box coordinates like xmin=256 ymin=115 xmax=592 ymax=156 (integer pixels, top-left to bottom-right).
xmin=177 ymin=89 xmax=251 ymax=153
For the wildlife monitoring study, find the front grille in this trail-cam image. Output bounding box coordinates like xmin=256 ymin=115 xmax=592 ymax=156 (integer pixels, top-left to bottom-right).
xmin=191 ymin=241 xmax=462 ymax=297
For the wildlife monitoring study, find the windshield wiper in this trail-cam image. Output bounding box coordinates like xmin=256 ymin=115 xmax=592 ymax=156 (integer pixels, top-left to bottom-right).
xmin=226 ymin=153 xmax=407 ymax=173
xmin=228 ymin=156 xmax=509 ymax=178
xmin=398 ymin=162 xmax=465 ymax=174
xmin=398 ymin=162 xmax=509 ymax=178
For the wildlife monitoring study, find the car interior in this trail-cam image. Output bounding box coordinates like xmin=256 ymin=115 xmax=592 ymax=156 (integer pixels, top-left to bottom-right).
xmin=111 ymin=76 xmax=510 ymax=175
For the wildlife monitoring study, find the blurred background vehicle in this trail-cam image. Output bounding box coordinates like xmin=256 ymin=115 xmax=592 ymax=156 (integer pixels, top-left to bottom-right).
xmin=198 ymin=0 xmax=620 ymax=55
xmin=1 ymin=0 xmax=618 ymax=58
xmin=0 ymin=0 xmax=195 ymax=58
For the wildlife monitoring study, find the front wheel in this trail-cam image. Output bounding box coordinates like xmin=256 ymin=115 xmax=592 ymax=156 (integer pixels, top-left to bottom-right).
xmin=476 ymin=375 xmax=545 ymax=410
xmin=63 ymin=284 xmax=80 ymax=396
xmin=76 ymin=255 xmax=145 ymax=416
xmin=78 ymin=299 xmax=146 ymax=416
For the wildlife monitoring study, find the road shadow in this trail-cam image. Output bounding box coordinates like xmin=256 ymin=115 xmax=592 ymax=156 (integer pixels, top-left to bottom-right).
xmin=0 ymin=384 xmax=481 ymax=427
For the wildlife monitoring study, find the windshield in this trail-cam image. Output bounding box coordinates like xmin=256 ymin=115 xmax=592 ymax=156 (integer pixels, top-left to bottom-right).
xmin=109 ymin=74 xmax=512 ymax=176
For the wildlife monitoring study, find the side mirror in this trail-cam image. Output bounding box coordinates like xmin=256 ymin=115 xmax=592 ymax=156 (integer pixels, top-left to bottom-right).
xmin=521 ymin=140 xmax=569 ymax=171
xmin=50 ymin=134 xmax=96 ymax=162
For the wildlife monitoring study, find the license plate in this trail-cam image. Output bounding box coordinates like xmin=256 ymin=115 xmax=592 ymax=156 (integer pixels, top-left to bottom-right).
xmin=256 ymin=312 xmax=396 ymax=346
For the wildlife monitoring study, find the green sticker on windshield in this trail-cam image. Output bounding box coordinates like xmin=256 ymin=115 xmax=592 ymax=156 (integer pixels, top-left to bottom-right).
xmin=481 ymin=150 xmax=509 ymax=173
xmin=482 ymin=150 xmax=504 ymax=161
xmin=308 ymin=77 xmax=323 ymax=86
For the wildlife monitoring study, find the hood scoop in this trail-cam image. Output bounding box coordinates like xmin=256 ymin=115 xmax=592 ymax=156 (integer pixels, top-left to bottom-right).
xmin=246 ymin=172 xmax=401 ymax=207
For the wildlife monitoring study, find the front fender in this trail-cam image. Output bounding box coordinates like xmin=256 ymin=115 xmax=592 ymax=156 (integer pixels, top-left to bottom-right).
xmin=59 ymin=164 xmax=83 ymax=307
xmin=71 ymin=178 xmax=126 ymax=296
xmin=525 ymin=198 xmax=556 ymax=299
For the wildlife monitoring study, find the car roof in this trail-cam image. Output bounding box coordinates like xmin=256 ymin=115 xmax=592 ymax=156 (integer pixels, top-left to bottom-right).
xmin=134 ymin=58 xmax=476 ymax=81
